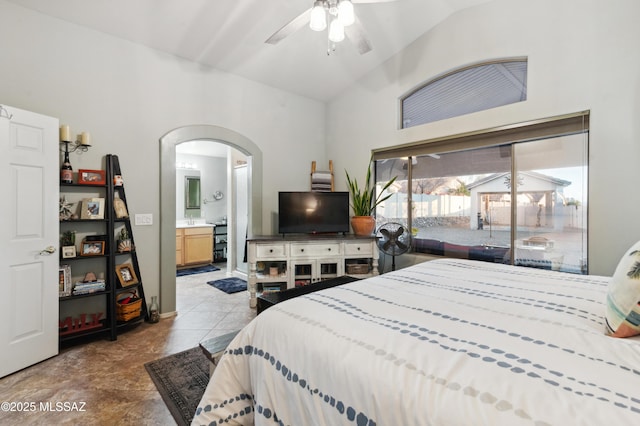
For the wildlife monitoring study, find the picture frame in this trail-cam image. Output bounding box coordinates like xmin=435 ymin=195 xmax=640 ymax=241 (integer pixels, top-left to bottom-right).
xmin=116 ymin=263 xmax=139 ymax=287
xmin=80 ymin=240 xmax=105 ymax=256
xmin=78 ymin=169 xmax=106 ymax=185
xmin=58 ymin=268 xmax=65 ymax=295
xmin=61 ymin=245 xmax=76 ymax=258
xmin=80 ymin=198 xmax=105 ymax=219
xmin=59 ymin=265 xmax=72 ymax=297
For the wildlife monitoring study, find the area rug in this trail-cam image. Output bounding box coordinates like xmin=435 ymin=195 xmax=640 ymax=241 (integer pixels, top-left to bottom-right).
xmin=144 ymin=347 xmax=209 ymax=426
xmin=176 ymin=264 xmax=220 ymax=277
xmin=207 ymin=277 xmax=247 ymax=294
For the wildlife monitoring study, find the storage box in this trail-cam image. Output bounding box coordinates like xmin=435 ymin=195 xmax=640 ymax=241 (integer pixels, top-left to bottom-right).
xmin=346 ymin=263 xmax=370 ymax=274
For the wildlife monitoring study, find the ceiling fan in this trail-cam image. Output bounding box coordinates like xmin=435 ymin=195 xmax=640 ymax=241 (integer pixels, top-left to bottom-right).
xmin=265 ymin=0 xmax=399 ymax=55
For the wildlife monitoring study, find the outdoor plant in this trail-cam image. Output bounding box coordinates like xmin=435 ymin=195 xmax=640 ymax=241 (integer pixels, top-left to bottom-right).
xmin=345 ymin=159 xmax=397 ymax=216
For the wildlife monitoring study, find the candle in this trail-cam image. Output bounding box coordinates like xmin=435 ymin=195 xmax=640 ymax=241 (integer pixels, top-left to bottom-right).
xmin=80 ymin=132 xmax=91 ymax=146
xmin=59 ymin=125 xmax=71 ymax=142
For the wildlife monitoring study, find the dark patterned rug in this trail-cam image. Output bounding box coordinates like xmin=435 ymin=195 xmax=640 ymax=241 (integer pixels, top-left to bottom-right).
xmin=144 ymin=347 xmax=209 ymax=426
xmin=176 ymin=264 xmax=220 ymax=277
xmin=207 ymin=277 xmax=247 ymax=294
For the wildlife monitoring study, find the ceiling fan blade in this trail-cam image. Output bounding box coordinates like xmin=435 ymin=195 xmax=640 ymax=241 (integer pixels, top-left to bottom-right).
xmin=344 ymin=15 xmax=372 ymax=54
xmin=265 ymin=8 xmax=312 ymax=45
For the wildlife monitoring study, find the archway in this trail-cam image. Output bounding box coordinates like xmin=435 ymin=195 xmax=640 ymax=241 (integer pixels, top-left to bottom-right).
xmin=159 ymin=125 xmax=263 ymax=315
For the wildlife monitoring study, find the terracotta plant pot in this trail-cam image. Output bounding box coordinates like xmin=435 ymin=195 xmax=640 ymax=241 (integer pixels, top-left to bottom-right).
xmin=351 ymin=216 xmax=376 ymax=236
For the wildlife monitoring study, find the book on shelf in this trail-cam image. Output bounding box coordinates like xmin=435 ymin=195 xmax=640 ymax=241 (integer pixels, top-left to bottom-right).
xmin=72 ymin=280 xmax=106 ymax=295
xmin=262 ymin=285 xmax=282 ymax=294
xmin=295 ymin=280 xmax=311 ymax=287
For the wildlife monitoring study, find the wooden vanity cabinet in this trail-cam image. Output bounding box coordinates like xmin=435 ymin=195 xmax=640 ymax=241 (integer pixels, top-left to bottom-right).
xmin=176 ymin=226 xmax=213 ymax=266
xmin=176 ymin=228 xmax=184 ymax=266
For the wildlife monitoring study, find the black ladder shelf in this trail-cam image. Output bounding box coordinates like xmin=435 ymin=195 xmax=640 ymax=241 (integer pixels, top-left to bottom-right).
xmin=108 ymin=154 xmax=149 ymax=330
xmin=58 ymin=154 xmax=148 ymax=344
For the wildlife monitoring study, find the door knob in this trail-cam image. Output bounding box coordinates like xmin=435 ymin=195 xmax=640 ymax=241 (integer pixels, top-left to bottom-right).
xmin=39 ymin=246 xmax=56 ymax=256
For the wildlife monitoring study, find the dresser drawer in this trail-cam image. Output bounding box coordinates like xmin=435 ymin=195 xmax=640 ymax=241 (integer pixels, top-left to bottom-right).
xmin=256 ymin=243 xmax=288 ymax=258
xmin=344 ymin=241 xmax=373 ymax=256
xmin=290 ymin=242 xmax=341 ymax=257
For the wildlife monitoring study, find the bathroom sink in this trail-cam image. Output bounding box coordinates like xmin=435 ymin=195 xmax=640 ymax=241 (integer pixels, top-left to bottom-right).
xmin=176 ymin=222 xmax=213 ymax=228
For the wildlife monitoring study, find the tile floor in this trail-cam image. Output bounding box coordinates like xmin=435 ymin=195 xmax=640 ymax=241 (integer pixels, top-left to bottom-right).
xmin=0 ymin=264 xmax=255 ymax=426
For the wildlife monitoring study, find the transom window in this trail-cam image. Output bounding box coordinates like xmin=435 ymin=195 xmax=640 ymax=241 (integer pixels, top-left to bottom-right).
xmin=401 ymin=59 xmax=528 ymax=128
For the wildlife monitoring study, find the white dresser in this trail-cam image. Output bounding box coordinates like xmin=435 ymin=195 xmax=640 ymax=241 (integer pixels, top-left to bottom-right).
xmin=246 ymin=235 xmax=379 ymax=308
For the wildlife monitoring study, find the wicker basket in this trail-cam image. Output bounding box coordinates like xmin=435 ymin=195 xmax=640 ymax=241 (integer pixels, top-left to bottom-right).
xmin=346 ymin=263 xmax=370 ymax=274
xmin=116 ymin=291 xmax=142 ymax=322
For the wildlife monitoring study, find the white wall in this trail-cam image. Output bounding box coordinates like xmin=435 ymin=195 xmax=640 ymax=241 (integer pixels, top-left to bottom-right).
xmin=2 ymin=0 xmax=637 ymax=291
xmin=328 ymin=0 xmax=640 ymax=275
xmin=0 ymin=0 xmax=326 ymax=302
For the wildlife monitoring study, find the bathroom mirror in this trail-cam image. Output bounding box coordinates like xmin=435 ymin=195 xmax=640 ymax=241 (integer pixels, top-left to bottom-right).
xmin=185 ymin=176 xmax=201 ymax=210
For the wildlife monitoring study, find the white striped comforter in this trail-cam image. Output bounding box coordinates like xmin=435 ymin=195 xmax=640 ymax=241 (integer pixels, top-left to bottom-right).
xmin=192 ymin=259 xmax=640 ymax=425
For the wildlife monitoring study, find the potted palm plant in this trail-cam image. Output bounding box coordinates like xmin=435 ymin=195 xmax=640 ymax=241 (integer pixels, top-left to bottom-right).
xmin=346 ymin=159 xmax=396 ymax=236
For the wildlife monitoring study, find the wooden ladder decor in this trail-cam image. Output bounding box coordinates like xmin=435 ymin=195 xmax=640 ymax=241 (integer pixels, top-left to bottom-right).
xmin=310 ymin=160 xmax=334 ymax=192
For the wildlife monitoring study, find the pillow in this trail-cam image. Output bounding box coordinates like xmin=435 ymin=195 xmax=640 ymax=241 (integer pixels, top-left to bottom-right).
xmin=605 ymin=240 xmax=640 ymax=337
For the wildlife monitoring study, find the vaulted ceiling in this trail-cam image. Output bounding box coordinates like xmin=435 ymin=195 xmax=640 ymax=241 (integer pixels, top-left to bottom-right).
xmin=7 ymin=0 xmax=492 ymax=102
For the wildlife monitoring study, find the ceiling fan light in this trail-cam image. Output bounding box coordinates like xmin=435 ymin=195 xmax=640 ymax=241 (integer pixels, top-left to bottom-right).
xmin=310 ymin=1 xmax=327 ymax=31
xmin=328 ymin=18 xmax=345 ymax=42
xmin=338 ymin=0 xmax=355 ymax=26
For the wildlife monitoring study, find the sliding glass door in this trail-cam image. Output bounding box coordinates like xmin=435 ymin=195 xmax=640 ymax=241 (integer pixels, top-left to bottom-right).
xmin=373 ymin=117 xmax=588 ymax=274
xmin=512 ymin=133 xmax=588 ymax=273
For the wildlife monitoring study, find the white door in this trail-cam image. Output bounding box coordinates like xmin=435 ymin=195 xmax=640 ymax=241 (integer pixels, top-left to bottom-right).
xmin=234 ymin=164 xmax=248 ymax=273
xmin=0 ymin=104 xmax=59 ymax=378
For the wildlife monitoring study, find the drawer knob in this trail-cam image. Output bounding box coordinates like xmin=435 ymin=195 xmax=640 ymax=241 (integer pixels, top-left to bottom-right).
xmin=327 ymin=248 xmax=331 ymax=251
xmin=301 ymin=249 xmax=304 ymax=252
xmin=269 ymin=249 xmax=273 ymax=253
xmin=357 ymin=247 xmax=361 ymax=251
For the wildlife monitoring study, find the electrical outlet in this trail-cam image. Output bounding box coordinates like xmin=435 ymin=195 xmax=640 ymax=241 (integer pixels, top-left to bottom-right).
xmin=135 ymin=213 xmax=153 ymax=226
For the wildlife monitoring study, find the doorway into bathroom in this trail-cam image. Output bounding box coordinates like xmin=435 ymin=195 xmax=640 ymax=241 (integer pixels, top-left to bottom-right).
xmin=175 ymin=140 xmax=248 ymax=272
xmin=159 ymin=124 xmax=263 ymax=317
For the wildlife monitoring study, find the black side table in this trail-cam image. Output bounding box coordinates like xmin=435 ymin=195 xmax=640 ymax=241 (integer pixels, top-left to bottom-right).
xmin=257 ymin=275 xmax=360 ymax=315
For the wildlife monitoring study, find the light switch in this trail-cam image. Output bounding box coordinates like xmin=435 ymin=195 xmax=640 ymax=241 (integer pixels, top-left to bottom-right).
xmin=135 ymin=213 xmax=153 ymax=225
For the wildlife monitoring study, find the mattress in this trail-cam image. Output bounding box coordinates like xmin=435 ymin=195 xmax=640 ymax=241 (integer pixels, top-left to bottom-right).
xmin=192 ymin=259 xmax=640 ymax=425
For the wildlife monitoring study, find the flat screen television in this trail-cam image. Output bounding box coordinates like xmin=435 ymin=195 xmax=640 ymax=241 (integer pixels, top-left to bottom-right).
xmin=278 ymin=191 xmax=350 ymax=235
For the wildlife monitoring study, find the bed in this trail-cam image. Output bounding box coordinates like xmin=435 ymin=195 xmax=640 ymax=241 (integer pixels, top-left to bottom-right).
xmin=192 ymin=259 xmax=640 ymax=425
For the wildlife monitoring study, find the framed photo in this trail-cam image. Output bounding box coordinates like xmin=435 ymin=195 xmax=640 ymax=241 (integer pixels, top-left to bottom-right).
xmin=59 ymin=265 xmax=72 ymax=297
xmin=61 ymin=245 xmax=76 ymax=258
xmin=78 ymin=169 xmax=106 ymax=185
xmin=116 ymin=263 xmax=139 ymax=287
xmin=80 ymin=198 xmax=105 ymax=219
xmin=80 ymin=240 xmax=105 ymax=256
